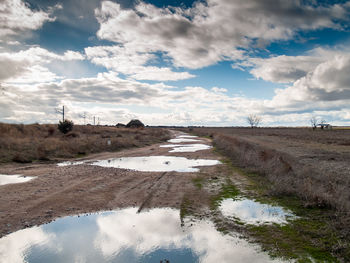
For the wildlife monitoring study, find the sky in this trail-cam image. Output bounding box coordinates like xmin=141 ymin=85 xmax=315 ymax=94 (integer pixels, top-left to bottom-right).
xmin=0 ymin=0 xmax=350 ymax=126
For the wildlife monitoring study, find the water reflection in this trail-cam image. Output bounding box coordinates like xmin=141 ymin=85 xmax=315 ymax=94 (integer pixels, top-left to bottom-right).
xmin=160 ymin=144 xmax=211 ymax=153
xmin=57 ymin=161 xmax=85 ymax=167
xmin=219 ymin=199 xmax=295 ymax=225
xmin=0 ymin=174 xmax=35 ymax=186
xmin=91 ymin=156 xmax=220 ymax=172
xmin=178 ymin=135 xmax=198 ymax=138
xmin=0 ymin=208 xmax=284 ymax=263
xmin=168 ymin=138 xmax=201 ymax=143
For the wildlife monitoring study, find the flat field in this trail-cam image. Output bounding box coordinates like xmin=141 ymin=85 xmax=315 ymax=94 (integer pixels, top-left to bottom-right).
xmin=186 ymin=127 xmax=350 ymax=219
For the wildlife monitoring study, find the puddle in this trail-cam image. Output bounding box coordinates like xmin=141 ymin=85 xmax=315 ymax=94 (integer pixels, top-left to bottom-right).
xmin=177 ymin=135 xmax=198 ymax=138
xmin=0 ymin=174 xmax=35 ymax=186
xmin=160 ymin=144 xmax=211 ymax=152
xmin=57 ymin=161 xmax=85 ymax=167
xmin=219 ymin=198 xmax=295 ymax=225
xmin=91 ymin=156 xmax=220 ymax=172
xmin=0 ymin=208 xmax=284 ymax=263
xmin=168 ymin=138 xmax=201 ymax=143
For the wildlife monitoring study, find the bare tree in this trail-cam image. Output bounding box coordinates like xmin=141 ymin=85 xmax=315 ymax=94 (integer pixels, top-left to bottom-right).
xmin=55 ymin=106 xmax=65 ymax=122
xmin=320 ymin=119 xmax=327 ymax=130
xmin=310 ymin=116 xmax=317 ymax=130
xmin=247 ymin=114 xmax=261 ymax=128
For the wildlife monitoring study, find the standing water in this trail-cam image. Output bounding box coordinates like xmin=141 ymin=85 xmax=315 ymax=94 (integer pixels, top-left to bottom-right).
xmin=0 ymin=174 xmax=35 ymax=186
xmin=0 ymin=208 xmax=285 ymax=263
xmin=91 ymin=156 xmax=220 ymax=172
xmin=160 ymin=144 xmax=211 ymax=153
xmin=219 ymin=198 xmax=295 ymax=225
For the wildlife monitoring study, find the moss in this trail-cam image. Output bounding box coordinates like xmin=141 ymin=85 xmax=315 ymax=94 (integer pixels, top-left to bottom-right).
xmin=180 ymin=197 xmax=191 ymax=225
xmin=192 ymin=177 xmax=204 ymax=189
xmin=208 ymin=150 xmax=344 ymax=262
xmin=227 ymin=165 xmax=341 ymax=262
xmin=210 ymin=181 xmax=240 ymax=209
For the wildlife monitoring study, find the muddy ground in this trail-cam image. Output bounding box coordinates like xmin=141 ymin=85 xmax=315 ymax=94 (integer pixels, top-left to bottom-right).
xmin=0 ymin=130 xmax=237 ymax=238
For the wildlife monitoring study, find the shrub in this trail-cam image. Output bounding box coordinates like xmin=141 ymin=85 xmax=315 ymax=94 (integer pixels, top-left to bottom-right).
xmin=58 ymin=120 xmax=74 ymax=134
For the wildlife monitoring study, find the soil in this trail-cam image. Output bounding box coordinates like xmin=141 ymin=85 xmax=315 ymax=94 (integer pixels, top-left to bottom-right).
xmin=0 ymin=130 xmax=232 ymax=238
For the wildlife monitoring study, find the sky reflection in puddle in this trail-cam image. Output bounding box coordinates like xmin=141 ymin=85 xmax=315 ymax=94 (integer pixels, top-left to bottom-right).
xmin=0 ymin=174 xmax=35 ymax=186
xmin=219 ymin=198 xmax=295 ymax=225
xmin=0 ymin=208 xmax=284 ymax=263
xmin=160 ymin=144 xmax=211 ymax=152
xmin=91 ymin=156 xmax=220 ymax=172
xmin=57 ymin=161 xmax=85 ymax=167
xmin=177 ymin=135 xmax=198 ymax=138
xmin=168 ymin=138 xmax=201 ymax=143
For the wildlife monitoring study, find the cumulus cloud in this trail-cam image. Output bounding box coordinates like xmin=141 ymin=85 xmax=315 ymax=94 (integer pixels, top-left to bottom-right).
xmin=0 ymin=70 xmax=254 ymax=125
xmin=267 ymin=54 xmax=350 ymax=111
xmin=85 ymin=45 xmax=195 ymax=81
xmin=249 ymin=55 xmax=324 ymax=83
xmin=95 ymin=0 xmax=350 ymax=69
xmin=0 ymin=0 xmax=56 ymax=37
xmin=0 ymin=47 xmax=85 ymax=82
xmin=1 ymin=65 xmax=349 ymax=126
xmin=244 ymin=47 xmax=348 ymax=83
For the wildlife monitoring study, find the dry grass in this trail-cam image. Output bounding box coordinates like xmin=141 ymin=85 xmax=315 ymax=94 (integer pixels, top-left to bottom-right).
xmin=0 ymin=123 xmax=170 ymax=163
xmin=182 ymin=127 xmax=350 ymax=231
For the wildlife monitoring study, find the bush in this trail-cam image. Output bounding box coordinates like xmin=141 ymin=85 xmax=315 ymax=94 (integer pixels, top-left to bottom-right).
xmin=58 ymin=120 xmax=74 ymax=134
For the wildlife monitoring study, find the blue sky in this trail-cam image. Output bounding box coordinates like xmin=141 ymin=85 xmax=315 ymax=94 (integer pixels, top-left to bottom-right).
xmin=1 ymin=0 xmax=350 ymax=126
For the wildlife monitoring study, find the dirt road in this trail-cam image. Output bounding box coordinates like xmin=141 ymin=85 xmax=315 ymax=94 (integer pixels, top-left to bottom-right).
xmin=0 ymin=130 xmax=228 ymax=237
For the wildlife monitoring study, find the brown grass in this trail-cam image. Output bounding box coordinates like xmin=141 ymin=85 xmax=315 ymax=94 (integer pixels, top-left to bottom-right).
xmin=182 ymin=127 xmax=350 ymax=230
xmin=0 ymin=123 xmax=170 ymax=163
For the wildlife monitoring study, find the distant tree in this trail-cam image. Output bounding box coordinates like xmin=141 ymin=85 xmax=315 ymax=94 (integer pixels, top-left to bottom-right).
xmin=126 ymin=119 xmax=144 ymax=128
xmin=310 ymin=116 xmax=318 ymax=130
xmin=247 ymin=114 xmax=261 ymax=128
xmin=58 ymin=119 xmax=74 ymax=134
xmin=320 ymin=119 xmax=327 ymax=130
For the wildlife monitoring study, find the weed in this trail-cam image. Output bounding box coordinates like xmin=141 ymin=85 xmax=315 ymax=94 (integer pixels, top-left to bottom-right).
xmin=192 ymin=176 xmax=204 ymax=189
xmin=211 ymin=181 xmax=240 ymax=209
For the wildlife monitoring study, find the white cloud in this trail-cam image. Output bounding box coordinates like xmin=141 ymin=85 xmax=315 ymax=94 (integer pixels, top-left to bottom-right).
xmin=0 ymin=47 xmax=85 ymax=82
xmin=0 ymin=0 xmax=55 ymax=37
xmin=85 ymin=45 xmax=195 ymax=81
xmin=267 ymin=54 xmax=350 ymax=111
xmin=245 ymin=47 xmax=348 ymax=83
xmin=211 ymin=87 xmax=227 ymax=93
xmin=249 ymin=55 xmax=324 ymax=83
xmin=5 ymin=65 xmax=62 ymax=84
xmin=95 ymin=0 xmax=349 ymax=69
xmin=1 ymin=65 xmax=349 ymax=126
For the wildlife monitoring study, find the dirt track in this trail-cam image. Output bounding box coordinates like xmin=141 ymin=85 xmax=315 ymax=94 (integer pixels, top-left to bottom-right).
xmin=0 ymin=131 xmax=228 ymax=237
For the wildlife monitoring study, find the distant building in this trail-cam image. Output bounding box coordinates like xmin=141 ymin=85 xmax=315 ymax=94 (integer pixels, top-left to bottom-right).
xmin=115 ymin=123 xmax=126 ymax=128
xmin=317 ymin=123 xmax=332 ymax=129
xmin=126 ymin=119 xmax=145 ymax=128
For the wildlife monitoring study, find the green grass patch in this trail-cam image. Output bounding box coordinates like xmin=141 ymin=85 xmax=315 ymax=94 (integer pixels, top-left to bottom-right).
xmin=192 ymin=176 xmax=204 ymax=189
xmin=225 ymin=163 xmax=341 ymax=261
xmin=180 ymin=197 xmax=192 ymax=225
xmin=210 ymin=149 xmax=345 ymax=262
xmin=210 ymin=181 xmax=240 ymax=209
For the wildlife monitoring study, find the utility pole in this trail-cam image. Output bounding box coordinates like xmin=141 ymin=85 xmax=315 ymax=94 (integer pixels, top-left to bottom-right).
xmin=79 ymin=112 xmax=87 ymax=125
xmin=56 ymin=106 xmax=65 ymax=122
xmin=93 ymin=116 xmax=95 ymax=126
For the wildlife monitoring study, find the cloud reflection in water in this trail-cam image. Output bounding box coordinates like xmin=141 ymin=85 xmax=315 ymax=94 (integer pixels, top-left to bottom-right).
xmin=0 ymin=208 xmax=285 ymax=262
